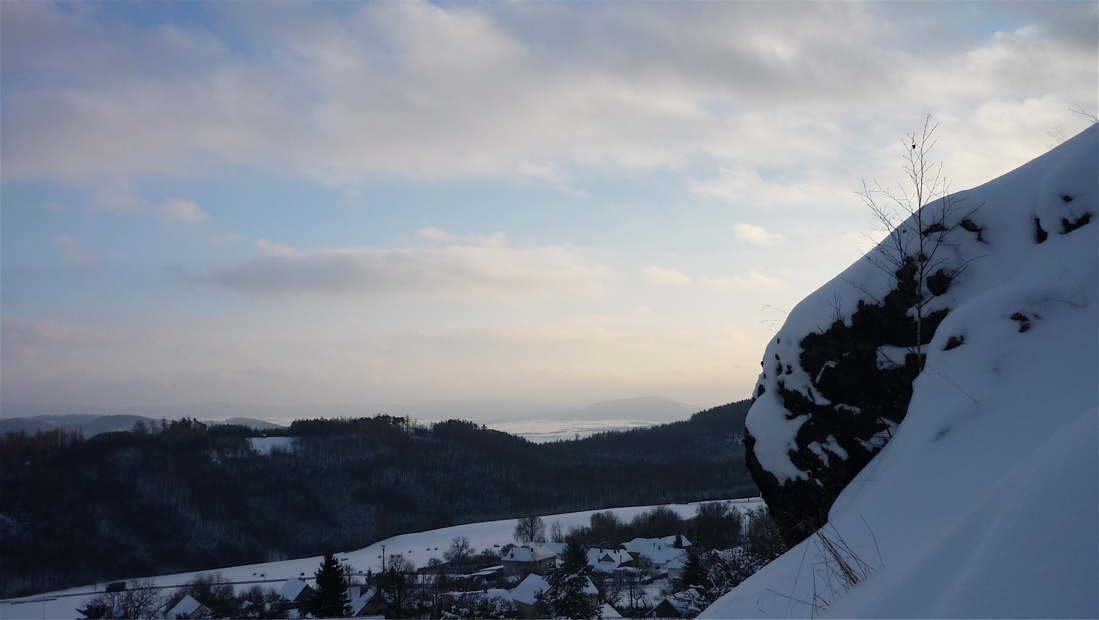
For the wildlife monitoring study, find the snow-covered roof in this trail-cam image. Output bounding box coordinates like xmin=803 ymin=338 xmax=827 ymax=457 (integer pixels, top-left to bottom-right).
xmin=347 ymin=586 xmax=377 ymax=616
xmin=510 ymin=573 xmax=549 ymax=606
xmin=470 ymin=564 xmax=503 ymax=577
xmin=503 ymin=545 xmax=557 ymax=563
xmin=278 ymin=577 xmax=311 ymax=601
xmin=166 ymin=594 xmax=206 ymax=619
xmin=586 ymin=547 xmax=633 ymax=572
xmin=601 ymin=602 xmax=624 ymax=618
xmin=663 ymin=534 xmax=691 ymax=547
xmin=623 ymin=538 xmax=688 ymax=566
xmin=541 ymin=541 xmax=567 ymax=555
xmin=663 ymin=554 xmax=687 ymax=571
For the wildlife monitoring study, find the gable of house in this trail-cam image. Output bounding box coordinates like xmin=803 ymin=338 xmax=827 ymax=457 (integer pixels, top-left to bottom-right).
xmin=277 ymin=578 xmax=314 ymax=605
xmin=166 ymin=594 xmax=210 ymax=619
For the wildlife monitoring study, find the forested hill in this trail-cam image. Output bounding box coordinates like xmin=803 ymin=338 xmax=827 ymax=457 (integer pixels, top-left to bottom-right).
xmin=0 ymin=400 xmax=754 ymax=598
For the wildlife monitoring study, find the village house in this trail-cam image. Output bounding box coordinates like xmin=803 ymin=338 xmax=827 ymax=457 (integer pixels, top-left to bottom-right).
xmin=165 ymin=594 xmax=211 ymax=619
xmin=586 ymin=547 xmax=635 ymax=573
xmin=346 ymin=585 xmax=385 ymax=617
xmin=649 ymin=596 xmax=685 ymax=618
xmin=502 ymin=545 xmax=558 ymax=578
xmin=509 ymin=572 xmax=599 ymax=619
xmin=623 ymin=536 xmax=690 ymax=575
xmin=276 ymin=577 xmax=314 ymax=615
xmin=510 ymin=573 xmax=549 ymax=619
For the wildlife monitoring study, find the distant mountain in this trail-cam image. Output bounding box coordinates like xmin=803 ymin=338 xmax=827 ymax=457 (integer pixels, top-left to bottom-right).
xmin=1 ymin=397 xmax=699 ymax=437
xmin=0 ymin=413 xmax=102 ymax=435
xmin=219 ymin=417 xmax=286 ymax=431
xmin=371 ymin=399 xmax=565 ymax=423
xmin=0 ymin=412 xmax=286 ymax=437
xmin=496 ymin=396 xmax=702 ymax=424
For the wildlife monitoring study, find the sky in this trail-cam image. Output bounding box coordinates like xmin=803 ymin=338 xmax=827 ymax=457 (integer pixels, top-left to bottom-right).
xmin=2 ymin=0 xmax=1096 ymax=413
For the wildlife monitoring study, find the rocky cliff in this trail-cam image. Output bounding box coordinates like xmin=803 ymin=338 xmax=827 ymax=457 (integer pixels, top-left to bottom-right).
xmin=744 ymin=125 xmax=1097 ymax=547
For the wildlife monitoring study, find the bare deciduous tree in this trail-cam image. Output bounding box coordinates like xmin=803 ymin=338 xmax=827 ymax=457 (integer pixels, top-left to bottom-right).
xmin=513 ymin=515 xmax=546 ymax=544
xmin=858 ymin=116 xmax=980 ymax=370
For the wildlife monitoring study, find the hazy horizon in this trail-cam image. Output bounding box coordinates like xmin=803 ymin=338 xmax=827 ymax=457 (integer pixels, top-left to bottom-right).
xmin=3 ymin=1 xmax=1096 ymax=411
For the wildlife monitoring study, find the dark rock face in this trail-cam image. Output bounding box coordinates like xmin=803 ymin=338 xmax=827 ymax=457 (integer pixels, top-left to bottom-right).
xmin=745 ymin=166 xmax=1095 ymax=548
xmin=745 ymin=260 xmax=947 ymax=547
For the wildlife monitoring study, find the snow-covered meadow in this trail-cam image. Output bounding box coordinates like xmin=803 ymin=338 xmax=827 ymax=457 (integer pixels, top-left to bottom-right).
xmin=0 ymin=498 xmax=762 ymax=619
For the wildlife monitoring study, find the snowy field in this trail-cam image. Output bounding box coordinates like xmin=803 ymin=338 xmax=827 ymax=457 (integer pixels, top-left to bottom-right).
xmin=486 ymin=418 xmax=656 ymax=443
xmin=0 ymin=498 xmax=762 ymax=619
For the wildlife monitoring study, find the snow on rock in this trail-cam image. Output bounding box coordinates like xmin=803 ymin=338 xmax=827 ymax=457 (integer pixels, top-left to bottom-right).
xmin=704 ymin=125 xmax=1097 ymax=618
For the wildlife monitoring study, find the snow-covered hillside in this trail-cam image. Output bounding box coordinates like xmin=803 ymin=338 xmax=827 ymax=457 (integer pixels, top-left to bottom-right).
xmin=1 ymin=498 xmax=761 ymax=619
xmin=703 ymin=127 xmax=1097 ymax=618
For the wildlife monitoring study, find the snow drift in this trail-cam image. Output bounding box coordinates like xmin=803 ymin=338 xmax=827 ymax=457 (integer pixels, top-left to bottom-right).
xmin=703 ymin=125 xmax=1097 ymax=618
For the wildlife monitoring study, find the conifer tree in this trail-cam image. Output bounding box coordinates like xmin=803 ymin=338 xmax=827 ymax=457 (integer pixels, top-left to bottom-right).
xmin=308 ymin=552 xmax=350 ymax=618
xmin=542 ymin=536 xmax=601 ymax=619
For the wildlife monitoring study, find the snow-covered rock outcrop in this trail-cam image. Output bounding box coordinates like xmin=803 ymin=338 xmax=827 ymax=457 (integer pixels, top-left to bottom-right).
xmin=708 ymin=125 xmax=1097 ymax=617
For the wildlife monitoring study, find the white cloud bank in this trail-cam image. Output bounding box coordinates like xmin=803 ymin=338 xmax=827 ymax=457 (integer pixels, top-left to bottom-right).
xmin=3 ymin=1 xmax=1094 ymax=191
xmin=734 ymin=223 xmax=784 ymax=246
xmin=185 ymin=235 xmax=608 ymax=300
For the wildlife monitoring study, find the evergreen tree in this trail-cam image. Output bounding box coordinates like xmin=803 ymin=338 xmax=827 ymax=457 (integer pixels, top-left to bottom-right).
xmin=308 ymin=552 xmax=350 ymax=618
xmin=542 ymin=536 xmax=601 ymax=619
xmin=680 ymin=545 xmax=708 ymax=590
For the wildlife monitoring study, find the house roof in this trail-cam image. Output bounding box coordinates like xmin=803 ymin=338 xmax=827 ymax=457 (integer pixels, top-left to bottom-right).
xmin=503 ymin=545 xmax=557 ymax=563
xmin=278 ymin=577 xmax=312 ymax=601
xmin=586 ymin=547 xmax=633 ymax=572
xmin=649 ymin=596 xmax=692 ymax=618
xmin=347 ymin=586 xmax=378 ymax=616
xmin=510 ymin=573 xmax=549 ymax=606
xmin=623 ymin=537 xmax=689 ymax=566
xmin=663 ymin=554 xmax=687 ymax=571
xmin=601 ymin=603 xmax=624 ymax=618
xmin=541 ymin=542 xmax=567 ymax=555
xmin=166 ymin=594 xmax=206 ymax=619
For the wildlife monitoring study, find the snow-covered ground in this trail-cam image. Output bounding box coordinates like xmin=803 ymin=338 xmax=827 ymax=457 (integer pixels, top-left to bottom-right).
xmin=702 ymin=126 xmax=1097 ymax=618
xmin=248 ymin=436 xmax=295 ymax=455
xmin=0 ymin=498 xmax=762 ymax=619
xmin=489 ymin=418 xmax=656 ymax=443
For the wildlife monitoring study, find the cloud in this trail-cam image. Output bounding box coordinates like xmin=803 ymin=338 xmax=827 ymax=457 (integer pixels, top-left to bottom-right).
xmin=416 ymin=227 xmax=454 ymax=243
xmin=734 ymin=223 xmax=784 ymax=246
xmin=156 ymin=199 xmax=209 ymax=223
xmin=5 ymin=1 xmax=1091 ymax=190
xmin=186 ymin=235 xmax=609 ymax=299
xmin=642 ymin=265 xmax=694 ymax=286
xmin=86 ymin=178 xmax=208 ymax=223
xmin=691 ymin=165 xmax=857 ymax=210
xmin=700 ymin=270 xmax=786 ymax=291
xmin=642 ymin=263 xmax=785 ymax=291
xmin=51 ymin=235 xmax=101 ymax=266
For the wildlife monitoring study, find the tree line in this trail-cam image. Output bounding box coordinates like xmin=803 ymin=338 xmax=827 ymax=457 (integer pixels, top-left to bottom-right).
xmin=0 ymin=401 xmax=755 ymax=599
